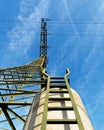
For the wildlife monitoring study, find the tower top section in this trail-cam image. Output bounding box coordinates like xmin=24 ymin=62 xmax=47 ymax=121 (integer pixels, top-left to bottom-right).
xmin=40 ymin=18 xmax=47 ymax=68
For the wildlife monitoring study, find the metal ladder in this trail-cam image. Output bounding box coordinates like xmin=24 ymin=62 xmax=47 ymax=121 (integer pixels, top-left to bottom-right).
xmin=47 ymin=77 xmax=77 ymax=124
xmin=41 ymin=70 xmax=84 ymax=130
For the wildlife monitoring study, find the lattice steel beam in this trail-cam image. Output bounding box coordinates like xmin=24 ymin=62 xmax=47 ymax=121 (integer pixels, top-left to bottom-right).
xmin=0 ymin=102 xmax=32 ymax=106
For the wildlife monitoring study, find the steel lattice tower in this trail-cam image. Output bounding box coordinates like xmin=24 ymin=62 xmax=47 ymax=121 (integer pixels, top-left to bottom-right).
xmin=0 ymin=18 xmax=93 ymax=130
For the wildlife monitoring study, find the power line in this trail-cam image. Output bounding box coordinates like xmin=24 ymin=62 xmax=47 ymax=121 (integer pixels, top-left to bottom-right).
xmin=0 ymin=18 xmax=104 ymax=24
xmin=48 ymin=45 xmax=104 ymax=48
xmin=0 ymin=19 xmax=41 ymax=23
xmin=0 ymin=32 xmax=104 ymax=37
xmin=50 ymin=18 xmax=104 ymax=21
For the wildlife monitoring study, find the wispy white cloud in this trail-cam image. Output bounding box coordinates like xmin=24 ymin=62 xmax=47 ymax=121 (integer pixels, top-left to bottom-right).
xmin=8 ymin=0 xmax=50 ymax=56
xmin=83 ymin=85 xmax=104 ymax=130
xmin=0 ymin=0 xmax=50 ymax=68
xmin=91 ymin=86 xmax=104 ymax=112
xmin=78 ymin=1 xmax=104 ymax=78
xmin=74 ymin=3 xmax=104 ymax=129
xmin=54 ymin=0 xmax=82 ymax=67
xmin=62 ymin=0 xmax=81 ymax=41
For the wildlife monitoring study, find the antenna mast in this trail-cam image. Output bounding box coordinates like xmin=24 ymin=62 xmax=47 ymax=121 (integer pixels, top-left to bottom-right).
xmin=40 ymin=18 xmax=47 ymax=68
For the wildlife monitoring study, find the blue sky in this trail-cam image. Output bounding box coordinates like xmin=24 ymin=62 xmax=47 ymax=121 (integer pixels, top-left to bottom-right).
xmin=0 ymin=0 xmax=104 ymax=130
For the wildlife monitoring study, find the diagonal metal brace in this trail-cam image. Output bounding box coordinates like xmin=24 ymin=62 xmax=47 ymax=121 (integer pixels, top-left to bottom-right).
xmin=1 ymin=107 xmax=16 ymax=130
xmin=7 ymin=107 xmax=25 ymax=123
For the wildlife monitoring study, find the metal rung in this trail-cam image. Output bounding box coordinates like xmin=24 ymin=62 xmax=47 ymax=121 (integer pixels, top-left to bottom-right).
xmin=50 ymin=81 xmax=65 ymax=83
xmin=50 ymin=77 xmax=64 ymax=79
xmin=49 ymin=97 xmax=71 ymax=101
xmin=50 ymin=84 xmax=66 ymax=88
xmin=49 ymin=90 xmax=68 ymax=93
xmin=47 ymin=119 xmax=77 ymax=124
xmin=48 ymin=106 xmax=73 ymax=110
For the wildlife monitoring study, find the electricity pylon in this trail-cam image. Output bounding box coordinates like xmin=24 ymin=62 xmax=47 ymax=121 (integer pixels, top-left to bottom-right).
xmin=0 ymin=18 xmax=94 ymax=130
